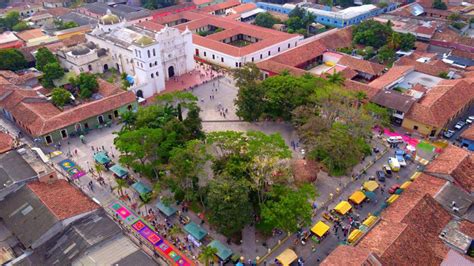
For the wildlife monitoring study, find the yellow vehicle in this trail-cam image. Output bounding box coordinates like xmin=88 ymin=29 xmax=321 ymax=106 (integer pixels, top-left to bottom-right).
xmin=388 ymin=157 xmax=400 ymax=172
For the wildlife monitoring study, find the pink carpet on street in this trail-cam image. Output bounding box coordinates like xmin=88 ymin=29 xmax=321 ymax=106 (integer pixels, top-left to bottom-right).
xmin=383 ymin=128 xmax=420 ymax=147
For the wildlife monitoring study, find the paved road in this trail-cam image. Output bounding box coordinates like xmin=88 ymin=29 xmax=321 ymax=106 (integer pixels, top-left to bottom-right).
xmin=263 ymin=143 xmax=419 ymax=266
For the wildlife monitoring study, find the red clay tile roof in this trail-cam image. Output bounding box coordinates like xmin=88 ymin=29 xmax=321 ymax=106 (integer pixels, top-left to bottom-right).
xmin=15 ymin=28 xmax=45 ymax=41
xmin=27 ymin=180 xmax=99 ymax=220
xmin=256 ymin=60 xmax=307 ymax=76
xmin=321 ymin=245 xmax=373 ymax=266
xmin=405 ymin=79 xmax=474 ymax=128
xmin=193 ymin=0 xmax=213 ymax=5
xmin=368 ymin=65 xmax=414 ymax=90
xmin=269 ymin=40 xmax=327 ymax=67
xmin=229 ymin=3 xmax=256 ymax=14
xmin=451 ymin=154 xmax=474 ymax=193
xmin=343 ymin=79 xmax=380 ymax=99
xmin=396 ymin=57 xmax=451 ymax=77
xmin=0 ymin=132 xmax=14 ymax=154
xmin=461 ymin=125 xmax=474 ymax=140
xmin=338 ymin=55 xmax=384 ymax=76
xmin=415 ymin=26 xmax=436 ymax=37
xmin=0 ymin=79 xmax=136 ymax=136
xmin=415 ymin=41 xmax=429 ymax=51
xmin=200 ymin=0 xmax=240 ymax=13
xmin=459 ymin=220 xmax=474 ymax=239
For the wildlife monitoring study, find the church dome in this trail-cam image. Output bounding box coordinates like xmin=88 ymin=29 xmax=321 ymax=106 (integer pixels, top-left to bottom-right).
xmin=100 ymin=10 xmax=120 ymax=25
xmin=71 ymin=46 xmax=91 ymax=56
xmin=134 ymin=35 xmax=154 ymax=46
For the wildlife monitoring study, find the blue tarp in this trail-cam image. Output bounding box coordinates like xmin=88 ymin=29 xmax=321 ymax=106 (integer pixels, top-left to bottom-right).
xmin=131 ymin=181 xmax=152 ymax=195
xmin=126 ymin=75 xmax=134 ymax=84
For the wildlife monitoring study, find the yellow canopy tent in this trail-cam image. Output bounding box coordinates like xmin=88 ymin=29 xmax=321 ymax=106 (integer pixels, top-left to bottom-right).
xmin=363 ymin=181 xmax=379 ymax=192
xmin=362 ymin=215 xmax=377 ymax=227
xmin=311 ymin=221 xmax=330 ymax=237
xmin=349 ymin=190 xmax=366 ymax=204
xmin=334 ymin=200 xmax=352 ymax=215
xmin=386 ymin=194 xmax=400 ymax=204
xmin=348 ymin=229 xmax=363 ymax=243
xmin=276 ymin=249 xmax=298 ymax=266
xmin=410 ymin=172 xmax=421 ymax=181
xmin=400 ymin=181 xmax=412 ymax=189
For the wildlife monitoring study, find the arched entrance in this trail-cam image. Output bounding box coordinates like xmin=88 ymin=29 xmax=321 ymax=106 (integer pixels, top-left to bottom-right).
xmin=136 ymin=90 xmax=143 ymax=98
xmin=116 ymin=63 xmax=120 ymax=73
xmin=168 ymin=66 xmax=175 ymax=78
xmin=103 ymin=64 xmax=109 ymax=72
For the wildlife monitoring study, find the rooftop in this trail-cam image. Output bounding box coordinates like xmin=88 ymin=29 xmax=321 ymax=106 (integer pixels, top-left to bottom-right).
xmin=321 ymin=245 xmax=373 ymax=266
xmin=370 ymin=90 xmax=417 ymax=113
xmin=0 ymin=150 xmax=37 ymax=190
xmin=460 ymin=125 xmax=474 ymax=140
xmin=368 ymin=65 xmax=414 ymax=90
xmin=0 ymin=132 xmax=14 ymax=154
xmin=287 ymin=3 xmax=379 ymax=20
xmin=82 ymin=3 xmax=151 ymax=21
xmin=15 ymin=28 xmax=45 ymax=42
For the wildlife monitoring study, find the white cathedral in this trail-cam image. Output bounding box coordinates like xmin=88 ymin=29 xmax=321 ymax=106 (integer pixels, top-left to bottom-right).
xmin=58 ymin=10 xmax=195 ymax=99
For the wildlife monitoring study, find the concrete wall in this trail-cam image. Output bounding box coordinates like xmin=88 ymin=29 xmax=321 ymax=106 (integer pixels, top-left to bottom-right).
xmin=402 ymin=118 xmax=439 ymax=136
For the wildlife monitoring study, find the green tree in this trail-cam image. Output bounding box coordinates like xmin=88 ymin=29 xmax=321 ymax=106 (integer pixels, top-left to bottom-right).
xmin=352 ymin=20 xmax=392 ymax=49
xmin=94 ymin=163 xmax=105 ymax=178
xmin=142 ymin=0 xmax=177 ymax=9
xmin=255 ymin=12 xmax=278 ymax=28
xmin=433 ymin=0 xmax=447 ymax=10
xmin=438 ymin=71 xmax=449 ymax=79
xmin=207 ymin=176 xmax=252 ymax=237
xmin=363 ymin=102 xmax=390 ymax=127
xmin=261 ymin=184 xmax=315 ymax=234
xmin=121 ymin=72 xmax=131 ymax=90
xmin=0 ymin=48 xmax=27 ymax=71
xmin=113 ymin=178 xmax=128 ymax=196
xmin=0 ymin=11 xmax=20 ymax=30
xmin=377 ymin=45 xmax=396 ymax=63
xmin=327 ymin=70 xmax=345 ymax=85
xmin=54 ymin=20 xmax=79 ymax=30
xmin=199 ymin=246 xmax=218 ymax=266
xmin=35 ymin=47 xmax=58 ymax=72
xmin=387 ymin=31 xmax=401 ymax=50
xmin=51 ymin=88 xmax=71 ymax=107
xmin=288 ymin=6 xmax=306 ymax=18
xmin=11 ymin=21 xmax=30 ymax=32
xmin=42 ymin=62 xmax=65 ymax=88
xmin=69 ymin=73 xmax=98 ymax=99
xmin=399 ymin=33 xmax=416 ymax=51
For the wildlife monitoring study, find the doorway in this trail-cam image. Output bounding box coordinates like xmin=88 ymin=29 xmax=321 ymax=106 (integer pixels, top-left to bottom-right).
xmin=103 ymin=64 xmax=109 ymax=72
xmin=98 ymin=115 xmax=104 ymax=124
xmin=168 ymin=66 xmax=175 ymax=78
xmin=136 ymin=90 xmax=143 ymax=98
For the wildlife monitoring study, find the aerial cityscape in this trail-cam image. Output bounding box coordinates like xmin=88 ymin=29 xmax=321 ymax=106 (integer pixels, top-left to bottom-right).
xmin=0 ymin=0 xmax=473 ymax=265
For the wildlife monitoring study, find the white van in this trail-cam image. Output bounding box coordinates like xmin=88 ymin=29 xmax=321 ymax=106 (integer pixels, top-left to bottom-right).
xmin=386 ymin=136 xmax=403 ymax=144
xmin=388 ymin=157 xmax=400 ymax=172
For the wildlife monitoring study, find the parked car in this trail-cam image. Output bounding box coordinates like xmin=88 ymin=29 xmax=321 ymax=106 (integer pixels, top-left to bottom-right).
xmin=389 ymin=184 xmax=401 ymax=194
xmin=467 ymin=118 xmax=473 ymax=124
xmin=383 ymin=165 xmax=392 ymax=176
xmin=368 ymin=175 xmax=376 ymax=181
xmin=468 ymin=116 xmax=474 ymax=121
xmin=386 ymin=136 xmax=403 ymax=144
xmin=443 ymin=130 xmax=455 ymax=139
xmin=376 ymin=171 xmax=386 ymax=182
xmin=454 ymin=121 xmax=466 ymax=130
xmin=388 ymin=157 xmax=400 ymax=172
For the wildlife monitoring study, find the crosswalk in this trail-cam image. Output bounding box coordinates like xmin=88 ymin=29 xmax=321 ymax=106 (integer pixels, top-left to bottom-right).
xmin=414 ymin=155 xmax=430 ymax=165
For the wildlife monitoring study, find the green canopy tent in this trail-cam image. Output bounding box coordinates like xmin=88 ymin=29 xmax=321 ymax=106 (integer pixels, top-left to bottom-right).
xmin=184 ymin=221 xmax=207 ymax=242
xmin=208 ymin=240 xmax=233 ymax=261
xmin=93 ymin=152 xmax=111 ymax=165
xmin=131 ymin=181 xmax=152 ymax=196
xmin=109 ymin=164 xmax=128 ymax=179
xmin=363 ymin=191 xmax=376 ymax=201
xmin=155 ymin=201 xmax=177 ymax=217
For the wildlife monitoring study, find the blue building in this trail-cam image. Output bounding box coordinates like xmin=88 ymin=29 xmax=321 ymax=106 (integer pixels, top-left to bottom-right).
xmin=460 ymin=127 xmax=474 ymax=151
xmin=253 ymin=2 xmax=398 ymax=28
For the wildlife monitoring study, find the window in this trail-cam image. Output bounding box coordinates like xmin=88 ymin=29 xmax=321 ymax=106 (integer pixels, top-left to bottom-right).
xmin=147 ymin=50 xmax=151 ymax=58
xmin=268 ymin=51 xmax=271 ymax=56
xmin=45 ymin=135 xmax=52 ymax=144
xmin=239 ymin=62 xmax=242 ymax=67
xmin=235 ymin=62 xmax=238 ymax=67
xmin=413 ymin=126 xmax=418 ymax=130
xmin=84 ymin=122 xmax=89 ymax=129
xmin=204 ymin=51 xmax=207 ymax=56
xmin=278 ymin=47 xmax=280 ymax=52
xmin=156 ymin=71 xmax=159 ymax=76
xmin=114 ymin=110 xmax=119 ymax=118
xmin=149 ymin=63 xmax=152 ymax=67
xmin=212 ymin=55 xmax=215 ymax=60
xmin=153 ymin=49 xmax=156 ymax=56
xmin=260 ymin=54 xmax=262 ymax=59
xmin=155 ymin=61 xmax=157 ymax=66
xmin=60 ymin=129 xmax=68 ymax=139
xmin=221 ymin=58 xmax=224 ymax=62
xmin=288 ymin=43 xmax=290 ymax=48
xmin=151 ymin=73 xmax=154 ymax=78
xmin=252 ymin=57 xmax=254 ymax=62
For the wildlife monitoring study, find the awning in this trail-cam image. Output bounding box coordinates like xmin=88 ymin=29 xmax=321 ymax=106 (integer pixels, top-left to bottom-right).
xmin=386 ymin=194 xmax=399 ymax=204
xmin=208 ymin=240 xmax=233 ymax=261
xmin=395 ymin=188 xmax=403 ymax=195
xmin=410 ymin=172 xmax=421 ymax=181
xmin=400 ymin=181 xmax=412 ymax=189
xmin=93 ymin=152 xmax=111 ymax=165
xmin=362 ymin=215 xmax=377 ymax=227
xmin=348 ymin=229 xmax=363 ymax=243
xmin=349 ymin=190 xmax=366 ymax=205
xmin=109 ymin=164 xmax=128 ymax=178
xmin=334 ymin=201 xmax=352 ymax=215
xmin=363 ymin=191 xmax=376 ymax=200
xmin=311 ymin=221 xmax=330 ymax=237
xmin=131 ymin=181 xmax=152 ymax=195
xmin=276 ymin=249 xmax=298 ymax=266
xmin=363 ymin=181 xmax=379 ymax=192
xmin=240 ymin=8 xmax=265 ymax=19
xmin=184 ymin=221 xmax=207 ymax=241
xmin=155 ymin=201 xmax=177 ymax=217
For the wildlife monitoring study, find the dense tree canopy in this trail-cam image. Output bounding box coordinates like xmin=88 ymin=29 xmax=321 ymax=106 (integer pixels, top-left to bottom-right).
xmin=36 ymin=48 xmax=59 ymax=72
xmin=432 ymin=0 xmax=447 ymax=10
xmin=352 ymin=20 xmax=392 ymax=49
xmin=255 ymin=12 xmax=279 ymax=29
xmin=142 ymin=0 xmax=176 ymax=9
xmin=51 ymin=88 xmax=71 ymax=107
xmin=0 ymin=49 xmax=27 ymax=71
xmin=69 ymin=73 xmax=99 ymax=99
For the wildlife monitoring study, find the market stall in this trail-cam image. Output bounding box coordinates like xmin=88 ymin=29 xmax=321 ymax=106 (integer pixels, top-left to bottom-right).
xmin=348 ymin=229 xmax=363 ymax=243
xmin=349 ymin=190 xmax=366 ymax=205
xmin=276 ymin=248 xmax=298 ymax=266
xmin=362 ymin=215 xmax=377 ymax=228
xmin=311 ymin=221 xmax=330 ymax=238
xmin=410 ymin=172 xmax=421 ymax=181
xmin=109 ymin=164 xmax=128 ymax=179
xmin=334 ymin=201 xmax=352 ymax=215
xmin=131 ymin=181 xmax=152 ymax=201
xmin=363 ymin=181 xmax=379 ymax=192
xmin=93 ymin=152 xmax=111 ymax=168
xmin=155 ymin=201 xmax=177 ymax=217
xmin=363 ymin=191 xmax=376 ymax=201
xmin=400 ymin=181 xmax=412 ymax=189
xmin=184 ymin=221 xmax=207 ymax=246
xmin=208 ymin=240 xmax=233 ymax=262
xmin=386 ymin=194 xmax=399 ymax=204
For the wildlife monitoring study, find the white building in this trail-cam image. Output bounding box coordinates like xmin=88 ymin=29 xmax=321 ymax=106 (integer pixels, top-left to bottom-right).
xmin=63 ymin=10 xmax=194 ymax=99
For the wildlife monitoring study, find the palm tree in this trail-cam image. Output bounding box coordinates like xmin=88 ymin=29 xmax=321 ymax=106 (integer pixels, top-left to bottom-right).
xmin=113 ymin=178 xmax=128 ymax=196
xmin=94 ymin=163 xmax=104 ymax=178
xmin=327 ymin=70 xmax=345 ymax=85
xmin=199 ymin=246 xmax=218 ymax=266
xmin=387 ymin=31 xmax=401 ymax=50
xmin=355 ymin=91 xmax=368 ymax=108
xmin=168 ymin=225 xmax=183 ymax=238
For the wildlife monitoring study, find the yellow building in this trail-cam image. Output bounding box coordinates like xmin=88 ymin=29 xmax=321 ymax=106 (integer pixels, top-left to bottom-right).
xmin=54 ymin=25 xmax=91 ymax=41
